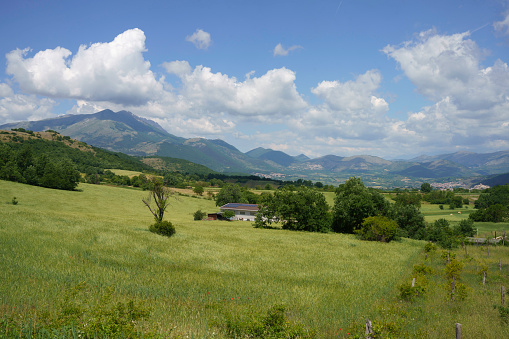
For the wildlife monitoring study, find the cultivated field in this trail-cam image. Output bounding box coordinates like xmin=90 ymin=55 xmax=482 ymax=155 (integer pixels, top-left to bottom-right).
xmin=1 ymin=180 xmax=508 ymax=338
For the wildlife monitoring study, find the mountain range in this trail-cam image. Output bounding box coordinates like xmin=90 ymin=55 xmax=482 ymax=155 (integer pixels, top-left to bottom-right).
xmin=2 ymin=109 xmax=509 ymax=187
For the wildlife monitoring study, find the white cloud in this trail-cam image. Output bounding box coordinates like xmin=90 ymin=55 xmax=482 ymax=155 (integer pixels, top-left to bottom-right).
xmin=273 ymin=43 xmax=303 ymax=56
xmin=6 ymin=28 xmax=165 ymax=106
xmin=186 ymin=29 xmax=212 ymax=50
xmin=383 ymin=29 xmax=509 ymax=112
xmin=0 ymin=83 xmax=56 ymax=123
xmin=165 ymin=64 xmax=308 ymax=117
xmin=494 ymin=12 xmax=509 ymax=35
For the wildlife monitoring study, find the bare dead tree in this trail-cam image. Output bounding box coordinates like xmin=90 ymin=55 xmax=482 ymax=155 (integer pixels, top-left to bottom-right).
xmin=142 ymin=180 xmax=174 ymax=223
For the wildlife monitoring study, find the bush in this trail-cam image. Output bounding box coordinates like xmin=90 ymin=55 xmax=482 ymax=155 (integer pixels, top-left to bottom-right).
xmin=453 ymin=219 xmax=476 ymax=237
xmin=11 ymin=197 xmax=18 ymax=205
xmin=356 ymin=216 xmax=399 ymax=242
xmin=193 ymin=209 xmax=207 ymax=220
xmin=149 ymin=220 xmax=176 ymax=237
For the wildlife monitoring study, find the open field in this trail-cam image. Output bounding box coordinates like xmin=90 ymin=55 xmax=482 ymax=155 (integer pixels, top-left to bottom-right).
xmin=0 ymin=180 xmax=423 ymax=337
xmin=1 ymin=180 xmax=509 ymax=338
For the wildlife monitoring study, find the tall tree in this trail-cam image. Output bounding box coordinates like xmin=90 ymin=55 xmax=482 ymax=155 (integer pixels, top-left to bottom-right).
xmin=331 ymin=177 xmax=390 ymax=234
xmin=142 ymin=180 xmax=174 ymax=223
xmin=215 ymin=183 xmax=247 ymax=207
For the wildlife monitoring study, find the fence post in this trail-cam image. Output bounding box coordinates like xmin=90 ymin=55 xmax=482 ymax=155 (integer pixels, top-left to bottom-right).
xmin=456 ymin=323 xmax=463 ymax=339
xmin=412 ymin=278 xmax=415 ymax=288
xmin=500 ymin=258 xmax=502 ymax=271
xmin=483 ymin=272 xmax=486 ymax=285
xmin=365 ymin=317 xmax=373 ymax=338
xmin=456 ymin=323 xmax=462 ymax=339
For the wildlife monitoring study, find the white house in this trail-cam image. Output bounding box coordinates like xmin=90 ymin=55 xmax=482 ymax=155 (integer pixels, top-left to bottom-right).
xmin=219 ymin=203 xmax=259 ymax=221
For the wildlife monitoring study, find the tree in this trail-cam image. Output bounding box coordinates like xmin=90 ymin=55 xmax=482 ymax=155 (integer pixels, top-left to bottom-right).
xmin=420 ymin=183 xmax=432 ymax=193
xmin=389 ymin=203 xmax=426 ymax=239
xmin=193 ymin=185 xmax=204 ymax=196
xmin=142 ymin=180 xmax=174 ymax=223
xmin=393 ymin=192 xmax=421 ymax=208
xmin=215 ymin=183 xmax=247 ymax=207
xmin=255 ymin=186 xmax=331 ymax=232
xmin=356 ymin=216 xmax=399 ymax=242
xmin=331 ymin=177 xmax=390 ymax=234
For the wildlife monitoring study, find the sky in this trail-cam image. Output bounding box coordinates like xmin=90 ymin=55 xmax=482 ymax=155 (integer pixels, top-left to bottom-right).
xmin=1 ymin=0 xmax=509 ymax=160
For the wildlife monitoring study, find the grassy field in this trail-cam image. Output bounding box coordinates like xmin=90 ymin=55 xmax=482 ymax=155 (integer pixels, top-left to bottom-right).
xmin=1 ymin=180 xmax=508 ymax=338
xmin=1 ymin=180 xmax=424 ymax=338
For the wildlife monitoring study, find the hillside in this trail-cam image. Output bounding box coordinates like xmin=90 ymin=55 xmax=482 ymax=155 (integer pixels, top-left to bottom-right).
xmin=0 ymin=129 xmax=216 ymax=176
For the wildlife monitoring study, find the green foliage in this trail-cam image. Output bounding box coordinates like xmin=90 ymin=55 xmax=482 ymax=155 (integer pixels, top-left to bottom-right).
xmin=398 ymin=281 xmax=426 ymax=301
xmin=222 ymin=209 xmax=235 ymax=220
xmin=11 ymin=197 xmax=18 ymax=205
xmin=494 ymin=305 xmax=509 ymax=324
xmin=424 ymin=219 xmax=458 ymax=249
xmin=193 ymin=185 xmax=204 ymax=196
xmin=1 ymin=282 xmax=151 ymax=338
xmin=445 ymin=259 xmax=464 ymax=280
xmin=215 ymin=183 xmax=248 ymax=207
xmin=332 ymin=177 xmax=390 ymax=234
xmin=424 ymin=242 xmax=437 ymax=253
xmin=475 ymin=184 xmax=509 ymax=209
xmin=413 ymin=263 xmax=433 ymax=275
xmin=193 ymin=209 xmax=207 ymax=220
xmin=0 ymin=143 xmax=81 ymax=191
xmin=216 ymin=304 xmax=316 ymax=338
xmin=389 ymin=203 xmax=426 ymax=239
xmin=356 ymin=216 xmax=399 ymax=242
xmin=149 ymin=220 xmax=176 ymax=237
xmin=254 ymin=186 xmax=331 ymax=232
xmin=420 ymin=182 xmax=432 ymax=193
xmin=393 ymin=192 xmax=421 ymax=208
xmin=469 ymin=204 xmax=509 ymax=222
xmin=423 ymin=190 xmax=462 ymax=207
xmin=453 ymin=219 xmax=476 ymax=237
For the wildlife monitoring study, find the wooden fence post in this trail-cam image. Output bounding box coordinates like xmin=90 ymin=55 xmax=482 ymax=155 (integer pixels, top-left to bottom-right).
xmin=412 ymin=278 xmax=415 ymax=288
xmin=456 ymin=323 xmax=462 ymax=339
xmin=483 ymin=272 xmax=486 ymax=285
xmin=447 ymin=252 xmax=450 ymax=264
xmin=365 ymin=317 xmax=373 ymax=339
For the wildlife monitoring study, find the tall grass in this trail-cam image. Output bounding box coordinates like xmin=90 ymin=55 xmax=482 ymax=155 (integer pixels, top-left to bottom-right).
xmin=0 ymin=180 xmax=424 ymax=337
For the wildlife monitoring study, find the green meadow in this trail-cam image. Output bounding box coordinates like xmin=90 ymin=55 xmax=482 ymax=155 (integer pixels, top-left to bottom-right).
xmin=1 ymin=180 xmax=508 ymax=338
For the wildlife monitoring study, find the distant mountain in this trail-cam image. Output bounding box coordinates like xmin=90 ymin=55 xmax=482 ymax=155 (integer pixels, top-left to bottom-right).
xmin=3 ymin=109 xmax=509 ymax=186
xmin=0 ymin=109 xmax=185 ymax=155
xmin=246 ymin=147 xmax=303 ymax=167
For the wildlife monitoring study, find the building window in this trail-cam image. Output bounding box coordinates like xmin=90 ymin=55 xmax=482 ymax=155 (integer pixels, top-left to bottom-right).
xmin=240 ymin=211 xmax=245 ymax=215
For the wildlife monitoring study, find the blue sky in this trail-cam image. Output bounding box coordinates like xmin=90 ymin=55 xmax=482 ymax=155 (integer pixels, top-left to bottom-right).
xmin=1 ymin=0 xmax=509 ymax=159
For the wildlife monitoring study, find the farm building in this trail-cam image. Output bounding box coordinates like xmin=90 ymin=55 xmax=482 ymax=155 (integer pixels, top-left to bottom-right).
xmin=219 ymin=203 xmax=259 ymax=221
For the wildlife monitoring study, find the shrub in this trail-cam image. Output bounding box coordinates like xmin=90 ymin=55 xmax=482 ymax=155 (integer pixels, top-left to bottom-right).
xmin=424 ymin=242 xmax=437 ymax=253
xmin=453 ymin=219 xmax=476 ymax=237
xmin=356 ymin=216 xmax=399 ymax=242
xmin=398 ymin=280 xmax=426 ymax=301
xmin=11 ymin=197 xmax=18 ymax=205
xmin=216 ymin=304 xmax=316 ymax=338
xmin=149 ymin=220 xmax=176 ymax=237
xmin=193 ymin=209 xmax=207 ymax=220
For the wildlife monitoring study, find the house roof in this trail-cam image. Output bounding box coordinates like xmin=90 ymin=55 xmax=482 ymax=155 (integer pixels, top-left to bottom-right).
xmin=220 ymin=203 xmax=259 ymax=211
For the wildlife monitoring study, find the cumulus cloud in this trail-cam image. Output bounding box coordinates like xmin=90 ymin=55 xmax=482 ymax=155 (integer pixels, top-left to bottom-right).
xmin=273 ymin=43 xmax=303 ymax=56
xmin=164 ymin=64 xmax=308 ymax=117
xmin=0 ymin=83 xmax=56 ymax=123
xmin=6 ymin=28 xmax=165 ymax=106
xmin=382 ymin=29 xmax=509 ymax=112
xmin=186 ymin=29 xmax=212 ymax=50
xmin=494 ymin=12 xmax=509 ymax=35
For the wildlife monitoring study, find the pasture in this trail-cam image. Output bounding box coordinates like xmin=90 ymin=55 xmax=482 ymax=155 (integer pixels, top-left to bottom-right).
xmin=1 ymin=180 xmax=422 ymax=337
xmin=1 ymin=180 xmax=508 ymax=338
